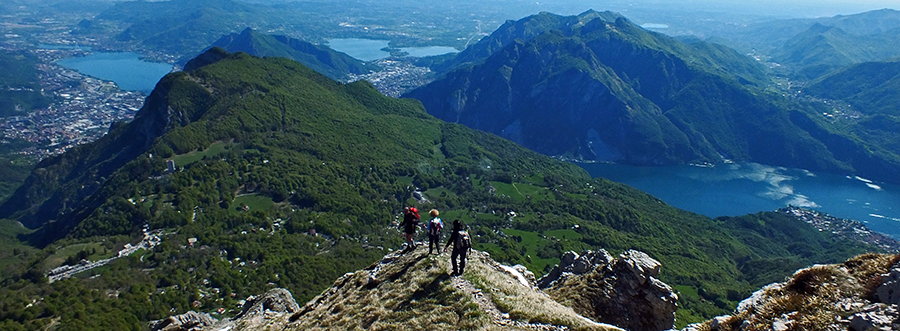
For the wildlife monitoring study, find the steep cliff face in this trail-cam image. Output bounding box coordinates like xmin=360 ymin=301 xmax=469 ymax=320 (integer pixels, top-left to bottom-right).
xmin=539 ymin=250 xmax=679 ymax=331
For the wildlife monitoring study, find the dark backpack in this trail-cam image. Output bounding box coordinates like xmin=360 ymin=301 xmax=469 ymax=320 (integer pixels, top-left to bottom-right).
xmin=429 ymin=218 xmax=442 ymax=236
xmin=456 ymin=230 xmax=471 ymax=250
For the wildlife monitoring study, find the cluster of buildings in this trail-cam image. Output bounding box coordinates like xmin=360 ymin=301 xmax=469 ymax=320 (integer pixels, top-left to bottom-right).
xmin=780 ymin=205 xmax=900 ymax=253
xmin=47 ymin=228 xmax=162 ymax=283
xmin=346 ymin=58 xmax=433 ymax=97
xmin=0 ymin=49 xmax=146 ymax=158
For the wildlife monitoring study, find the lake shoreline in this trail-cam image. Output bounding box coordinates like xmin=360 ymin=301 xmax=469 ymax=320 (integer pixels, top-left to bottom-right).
xmin=575 ymin=161 xmax=900 ymax=240
xmin=55 ymin=51 xmax=175 ymax=93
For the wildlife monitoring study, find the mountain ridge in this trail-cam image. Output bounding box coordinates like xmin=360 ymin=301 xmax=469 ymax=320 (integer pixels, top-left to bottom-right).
xmin=404 ymin=11 xmax=900 ymax=184
xmin=193 ymin=28 xmax=378 ymax=80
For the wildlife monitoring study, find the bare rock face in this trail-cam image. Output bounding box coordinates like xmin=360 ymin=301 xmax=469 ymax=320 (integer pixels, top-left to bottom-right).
xmin=234 ymin=288 xmax=300 ymax=320
xmin=149 ymin=311 xmax=218 ymax=331
xmin=849 ymin=304 xmax=899 ymax=331
xmin=149 ymin=288 xmax=300 ymax=331
xmin=538 ymin=249 xmax=678 ymax=331
xmin=537 ymin=249 xmax=614 ymax=288
xmin=876 ymin=266 xmax=900 ymax=305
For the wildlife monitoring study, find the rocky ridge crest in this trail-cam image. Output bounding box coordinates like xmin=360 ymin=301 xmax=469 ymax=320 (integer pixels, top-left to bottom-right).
xmin=151 ymin=246 xmax=680 ymax=330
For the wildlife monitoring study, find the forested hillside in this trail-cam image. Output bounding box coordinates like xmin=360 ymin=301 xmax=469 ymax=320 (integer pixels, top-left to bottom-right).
xmin=73 ymin=0 xmax=305 ymax=58
xmin=405 ymin=11 xmax=900 ymax=185
xmin=0 ymin=49 xmax=884 ymax=330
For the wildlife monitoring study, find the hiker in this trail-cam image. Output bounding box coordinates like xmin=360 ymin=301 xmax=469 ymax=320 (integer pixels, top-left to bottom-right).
xmin=444 ymin=220 xmax=472 ymax=276
xmin=400 ymin=207 xmax=421 ymax=251
xmin=426 ymin=209 xmax=443 ymax=254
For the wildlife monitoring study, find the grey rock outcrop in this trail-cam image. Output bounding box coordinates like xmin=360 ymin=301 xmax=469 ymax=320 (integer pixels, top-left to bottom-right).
xmin=849 ymin=304 xmax=899 ymax=331
xmin=149 ymin=311 xmax=218 ymax=331
xmin=233 ymin=288 xmax=300 ymax=320
xmin=537 ymin=249 xmax=614 ymax=288
xmin=538 ymin=249 xmax=678 ymax=331
xmin=150 ymin=288 xmax=300 ymax=331
xmin=876 ymin=266 xmax=900 ymax=305
xmin=513 ymin=264 xmax=537 ymax=286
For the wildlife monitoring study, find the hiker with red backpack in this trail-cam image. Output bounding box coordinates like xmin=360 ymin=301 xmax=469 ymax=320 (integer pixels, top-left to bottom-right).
xmin=426 ymin=209 xmax=443 ymax=254
xmin=444 ymin=219 xmax=472 ymax=276
xmin=400 ymin=207 xmax=422 ymax=252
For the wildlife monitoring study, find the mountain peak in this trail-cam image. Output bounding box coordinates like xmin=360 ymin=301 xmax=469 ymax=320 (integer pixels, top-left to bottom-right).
xmin=183 ymin=46 xmax=230 ymax=72
xmin=202 ymin=28 xmax=378 ymax=80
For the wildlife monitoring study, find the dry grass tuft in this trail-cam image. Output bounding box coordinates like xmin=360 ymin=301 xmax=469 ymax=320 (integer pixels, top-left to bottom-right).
xmin=463 ymin=251 xmax=618 ymax=330
xmin=889 ymin=253 xmax=900 ymax=267
xmin=842 ymin=253 xmax=894 ymax=300
xmin=785 ymin=265 xmax=849 ymax=295
xmin=698 ymin=253 xmax=897 ymax=331
xmin=284 ymin=247 xmax=486 ymax=330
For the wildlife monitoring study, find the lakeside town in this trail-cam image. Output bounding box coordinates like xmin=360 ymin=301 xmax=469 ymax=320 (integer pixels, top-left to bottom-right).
xmin=0 ymin=46 xmax=149 ymax=158
xmin=779 ymin=205 xmax=900 ymax=253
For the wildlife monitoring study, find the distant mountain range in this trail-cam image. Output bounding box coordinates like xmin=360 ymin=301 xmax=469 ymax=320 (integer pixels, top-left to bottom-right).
xmin=405 ymin=11 xmax=900 ymax=184
xmin=807 ymin=59 xmax=900 ymax=117
xmin=200 ymin=28 xmax=379 ymax=80
xmin=714 ymin=9 xmax=900 ymax=78
xmin=74 ymin=0 xmax=307 ymax=58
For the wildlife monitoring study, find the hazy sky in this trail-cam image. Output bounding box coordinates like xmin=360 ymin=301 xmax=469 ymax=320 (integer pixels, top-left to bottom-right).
xmin=690 ymin=0 xmax=900 ymax=17
xmin=514 ymin=0 xmax=898 ymax=19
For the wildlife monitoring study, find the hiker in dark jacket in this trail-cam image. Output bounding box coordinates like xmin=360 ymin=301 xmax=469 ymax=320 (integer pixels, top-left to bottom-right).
xmin=401 ymin=207 xmax=421 ymax=251
xmin=444 ymin=220 xmax=471 ymax=276
xmin=426 ymin=209 xmax=443 ymax=255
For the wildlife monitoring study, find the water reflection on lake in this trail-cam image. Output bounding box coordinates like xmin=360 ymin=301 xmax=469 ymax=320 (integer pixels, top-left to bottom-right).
xmin=326 ymin=38 xmax=458 ymax=61
xmin=577 ymin=162 xmax=900 ymax=239
xmin=56 ymin=52 xmax=174 ymax=93
xmin=326 ymin=38 xmax=391 ymax=61
xmin=399 ymin=46 xmax=458 ymax=57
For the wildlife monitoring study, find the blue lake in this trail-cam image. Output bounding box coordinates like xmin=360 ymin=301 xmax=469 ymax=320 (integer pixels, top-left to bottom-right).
xmin=399 ymin=46 xmax=458 ymax=58
xmin=577 ymin=162 xmax=900 ymax=239
xmin=326 ymin=38 xmax=391 ymax=61
xmin=327 ymin=38 xmax=458 ymax=61
xmin=56 ymin=52 xmax=174 ymax=93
